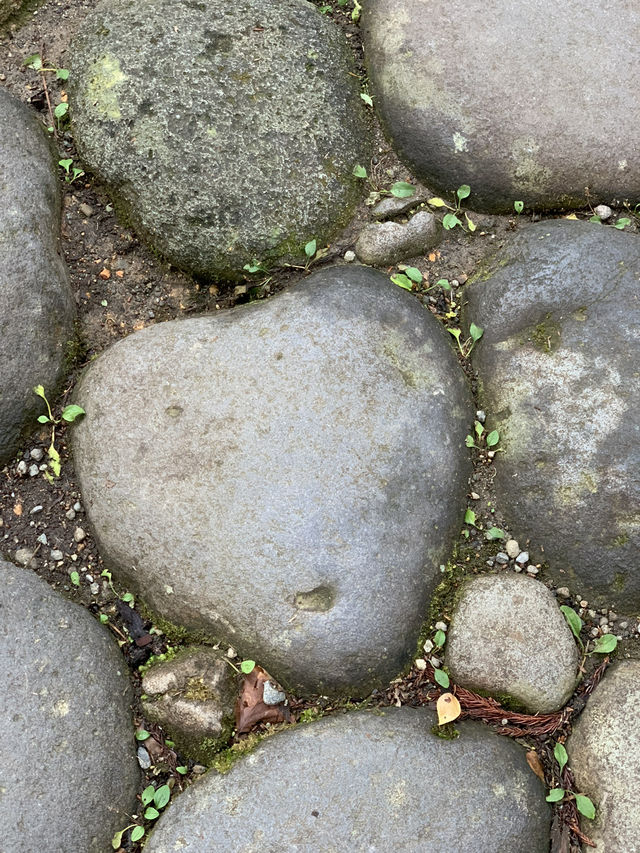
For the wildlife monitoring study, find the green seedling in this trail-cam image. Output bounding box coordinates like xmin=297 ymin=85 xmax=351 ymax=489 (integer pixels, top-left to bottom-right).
xmin=560 ymin=606 xmax=618 ymax=658
xmin=614 ymin=217 xmax=631 ymax=230
xmin=112 ymin=824 xmax=144 ymax=848
xmin=33 ymin=385 xmax=85 ymax=481
xmin=285 ymin=239 xmax=328 ymax=272
xmin=514 ymin=200 xmax=524 ymax=215
xmin=23 ymin=54 xmax=70 ymax=134
xmin=428 ymin=184 xmax=476 ymax=231
xmin=546 ymin=787 xmax=596 ymax=819
xmin=360 ymin=92 xmax=373 ymax=107
xmin=447 ymin=322 xmax=483 ymax=357
xmin=111 ymin=783 xmax=172 ymax=846
xmin=69 ymin=571 xmax=80 ymax=587
xmin=226 ymin=657 xmax=257 ymax=675
xmin=485 ymin=527 xmax=505 ymax=541
xmin=58 ymin=158 xmax=85 ymax=183
xmin=465 ymin=421 xmax=502 ymax=455
xmin=353 ymin=165 xmax=418 ymax=205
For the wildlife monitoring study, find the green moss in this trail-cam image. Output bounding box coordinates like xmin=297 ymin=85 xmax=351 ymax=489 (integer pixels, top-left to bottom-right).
xmin=611 ymin=534 xmax=629 ymax=547
xmin=613 ymin=571 xmax=628 ymax=592
xmin=521 ymin=312 xmax=561 ymax=353
xmin=431 ymin=723 xmax=460 ymax=740
xmin=211 ymin=726 xmax=285 ymax=773
xmin=183 ymin=676 xmax=217 ymax=702
xmin=466 ymin=256 xmax=509 ymax=286
xmin=137 ymin=601 xmax=217 ymax=649
xmin=84 ymin=55 xmax=126 ymax=120
xmin=137 ymin=645 xmax=178 ymax=677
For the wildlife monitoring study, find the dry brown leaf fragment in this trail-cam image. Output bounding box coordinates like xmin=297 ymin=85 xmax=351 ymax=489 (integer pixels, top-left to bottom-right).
xmin=235 ymin=665 xmax=291 ymax=734
xmin=526 ymin=750 xmax=546 ymax=782
xmin=437 ymin=692 xmax=461 ymax=725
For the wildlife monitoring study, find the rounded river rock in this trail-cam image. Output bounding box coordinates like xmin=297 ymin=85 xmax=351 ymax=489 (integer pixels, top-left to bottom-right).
xmin=69 ymin=0 xmax=369 ymax=278
xmin=72 ymin=266 xmax=472 ymax=696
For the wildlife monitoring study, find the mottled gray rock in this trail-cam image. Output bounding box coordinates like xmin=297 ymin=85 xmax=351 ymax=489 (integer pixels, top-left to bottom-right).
xmin=362 ymin=1 xmax=640 ymax=212
xmin=466 ymin=221 xmax=640 ymax=610
xmin=446 ymin=574 xmax=578 ymax=713
xmin=145 ymin=709 xmax=550 ymax=853
xmin=0 ymin=558 xmax=139 ymax=852
xmin=355 ymin=210 xmax=440 ymax=265
xmin=372 ymin=187 xmax=430 ymax=220
xmin=569 ymin=661 xmax=640 ymax=852
xmin=69 ymin=0 xmax=369 ymax=279
xmin=141 ymin=646 xmax=236 ymax=764
xmin=72 ymin=266 xmax=472 ymax=696
xmin=0 ymin=0 xmax=25 ymax=26
xmin=0 ymin=88 xmax=75 ymax=465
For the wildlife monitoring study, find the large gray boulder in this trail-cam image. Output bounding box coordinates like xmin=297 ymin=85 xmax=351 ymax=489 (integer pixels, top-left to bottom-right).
xmin=465 ymin=221 xmax=640 ymax=610
xmin=69 ymin=0 xmax=370 ymax=279
xmin=0 ymin=558 xmax=139 ymax=853
xmin=72 ymin=266 xmax=472 ymax=696
xmin=445 ymin=574 xmax=579 ymax=712
xmin=362 ymin=1 xmax=640 ymax=212
xmin=569 ymin=660 xmax=640 ymax=852
xmin=0 ymin=88 xmax=75 ymax=464
xmin=145 ymin=709 xmax=550 ymax=852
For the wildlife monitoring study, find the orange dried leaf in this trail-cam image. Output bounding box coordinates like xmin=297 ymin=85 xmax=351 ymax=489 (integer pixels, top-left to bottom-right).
xmin=99 ymin=268 xmax=111 ymax=280
xmin=437 ymin=692 xmax=461 ymax=725
xmin=526 ymin=750 xmax=546 ymax=782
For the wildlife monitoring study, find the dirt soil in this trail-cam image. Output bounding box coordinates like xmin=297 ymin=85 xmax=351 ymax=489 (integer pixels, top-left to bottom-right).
xmin=1 ymin=1 xmax=638 ymax=851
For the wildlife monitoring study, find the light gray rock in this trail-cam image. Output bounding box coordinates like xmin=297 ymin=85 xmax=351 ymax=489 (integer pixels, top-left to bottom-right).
xmin=355 ymin=210 xmax=440 ymax=265
xmin=145 ymin=709 xmax=550 ymax=853
xmin=372 ymin=188 xmax=430 ymax=220
xmin=569 ymin=660 xmax=640 ymax=852
xmin=445 ymin=573 xmax=578 ymax=712
xmin=465 ymin=220 xmax=640 ymax=610
xmin=362 ymin=1 xmax=640 ymax=212
xmin=141 ymin=646 xmax=236 ymax=764
xmin=69 ymin=0 xmax=369 ymax=279
xmin=72 ymin=266 xmax=472 ymax=696
xmin=0 ymin=88 xmax=75 ymax=465
xmin=0 ymin=558 xmax=139 ymax=853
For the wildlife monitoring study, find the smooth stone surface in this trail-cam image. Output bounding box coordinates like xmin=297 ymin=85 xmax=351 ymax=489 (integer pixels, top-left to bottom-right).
xmin=445 ymin=573 xmax=578 ymax=713
xmin=0 ymin=558 xmax=139 ymax=852
xmin=145 ymin=709 xmax=550 ymax=853
xmin=569 ymin=660 xmax=640 ymax=851
xmin=141 ymin=646 xmax=236 ymax=764
xmin=0 ymin=87 xmax=75 ymax=465
xmin=69 ymin=0 xmax=369 ymax=279
xmin=355 ymin=210 xmax=440 ymax=265
xmin=362 ymin=1 xmax=640 ymax=212
xmin=466 ymin=221 xmax=640 ymax=610
xmin=72 ymin=266 xmax=472 ymax=696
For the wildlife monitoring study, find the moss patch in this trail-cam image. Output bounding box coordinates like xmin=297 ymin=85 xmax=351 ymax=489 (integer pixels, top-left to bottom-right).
xmin=521 ymin=312 xmax=562 ymax=353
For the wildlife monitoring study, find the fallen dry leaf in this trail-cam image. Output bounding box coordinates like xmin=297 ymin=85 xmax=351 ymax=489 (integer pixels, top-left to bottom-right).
xmin=437 ymin=692 xmax=461 ymax=725
xmin=235 ymin=665 xmax=291 ymax=734
xmin=526 ymin=750 xmax=546 ymax=782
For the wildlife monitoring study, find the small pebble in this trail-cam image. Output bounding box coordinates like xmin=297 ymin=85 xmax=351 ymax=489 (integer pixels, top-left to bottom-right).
xmin=495 ymin=552 xmax=509 ymax=565
xmin=79 ymin=202 xmax=94 ymax=217
xmin=588 ymin=609 xmax=597 ymax=619
xmin=594 ymin=204 xmax=612 ymax=221
xmin=515 ymin=551 xmax=529 ymax=565
xmin=344 ymin=250 xmax=356 ymax=262
xmin=414 ymin=659 xmax=427 ymax=671
xmin=599 ymin=617 xmax=609 ymax=627
xmin=16 ymin=460 xmax=27 ymax=475
xmin=74 ymin=527 xmax=86 ymax=543
xmin=233 ymin=284 xmax=247 ymax=297
xmin=73 ymin=502 xmax=82 ymax=512
xmin=226 ymin=647 xmax=236 ymax=659
xmin=50 ymin=549 xmax=64 ymax=561
xmin=580 ymin=600 xmax=588 ymax=608
xmin=262 ymin=681 xmax=286 ymax=705
xmin=28 ymin=464 xmax=39 ymax=477
xmin=15 ymin=548 xmax=35 ymax=566
xmin=192 ymin=765 xmax=207 ymax=775
xmin=37 ymin=533 xmax=48 ymax=546
xmin=514 ymin=564 xmax=523 ymax=573
xmin=486 ymin=560 xmax=494 ymax=567
xmin=556 ymin=587 xmax=570 ymax=598
xmin=505 ymin=539 xmax=520 ymax=559
xmin=422 ymin=639 xmax=434 ymax=654
xmin=608 ymin=611 xmax=617 ymax=622
xmin=85 ymin=574 xmax=93 ymax=583
xmin=90 ymin=582 xmax=100 ymax=594
xmin=66 ymin=509 xmax=76 ymax=520
xmin=501 ymin=718 xmax=508 ymax=726
xmin=476 ymin=410 xmax=486 ymax=423
xmin=137 ymin=747 xmax=151 ymax=769
xmin=526 ymin=566 xmax=539 ymax=575
xmin=30 ymin=448 xmax=44 ymax=461
xmin=619 ymin=621 xmax=628 ymax=630
xmin=430 ymin=656 xmax=441 ymax=668
xmin=435 ymin=621 xmax=447 ymax=632
xmin=30 ymin=505 xmax=43 ymax=515
xmin=590 ymin=627 xmax=600 ymax=638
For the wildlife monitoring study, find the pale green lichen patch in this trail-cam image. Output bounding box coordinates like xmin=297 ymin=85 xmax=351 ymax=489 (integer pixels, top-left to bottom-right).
xmin=510 ymin=137 xmax=551 ymax=195
xmin=520 ymin=313 xmax=562 ymax=353
xmin=84 ymin=54 xmax=126 ymax=120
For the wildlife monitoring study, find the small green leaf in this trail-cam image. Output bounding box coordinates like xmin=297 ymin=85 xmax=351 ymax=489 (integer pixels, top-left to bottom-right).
xmin=447 ymin=328 xmax=462 ymax=342
xmin=101 ymin=299 xmax=108 ymax=307
xmin=54 ymin=102 xmax=69 ymax=119
xmin=464 ymin=509 xmax=477 ymax=526
xmin=360 ymin=93 xmax=373 ymax=107
xmin=456 ymin=184 xmax=471 ymax=200
xmin=589 ymin=215 xmax=602 ymax=223
xmin=433 ymin=629 xmax=446 ymax=648
xmin=469 ymin=323 xmax=483 ymax=343
xmin=390 ymin=181 xmax=416 ymax=198
xmin=434 ymin=668 xmax=450 ymax=688
xmin=404 ymin=267 xmax=423 ymax=283
xmin=48 ymin=444 xmax=60 ymax=463
xmin=614 ymin=218 xmax=631 ymax=230
xmin=592 ymin=633 xmax=617 ymax=654
xmin=61 ymin=404 xmax=85 ymax=423
xmin=353 ymin=164 xmax=367 ymax=179
xmin=304 ymin=239 xmax=317 ymax=258
xmin=560 ymin=605 xmax=583 ymax=641
xmin=575 ymin=794 xmax=596 ymax=820
xmin=391 ymin=274 xmax=413 ymax=291
xmin=121 ymin=592 xmax=134 ymax=604
xmin=465 ymin=213 xmax=476 ymax=232
xmin=141 ymin=785 xmax=155 ymax=805
xmin=485 ymin=527 xmax=505 ymax=540
xmin=176 ymin=765 xmax=188 ymax=775
xmin=165 ymin=740 xmax=175 ymax=747
xmin=474 ymin=421 xmax=484 ymax=437
xmin=154 ymin=784 xmax=171 ymax=810
xmin=546 ymin=788 xmax=565 ymax=803
xmin=465 ymin=435 xmax=475 ymax=448
xmin=428 ymin=197 xmax=446 ymax=208
xmin=135 ymin=730 xmax=150 ymax=741
xmin=443 ymin=213 xmax=462 ymax=229
xmin=554 ymin=742 xmax=568 ymax=773
xmin=486 ymin=430 xmax=500 ymax=447
xmin=33 ymin=384 xmax=46 ymax=400
xmin=111 ymin=829 xmax=124 ymax=850
xmin=144 ymin=807 xmax=160 ymax=820
xmin=38 ymin=415 xmax=51 ymax=424
xmin=130 ymin=825 xmax=145 ymax=842
xmin=70 ymin=571 xmax=80 ymax=587
xmin=24 ymin=52 xmax=43 ymax=70
xmin=240 ymin=659 xmax=256 ymax=674
xmin=514 ymin=200 xmax=524 ymax=214
xmin=99 ymin=614 xmax=109 ymax=624
xmin=58 ymin=158 xmax=72 ymax=172
xmin=437 ymin=278 xmax=451 ymax=290
xmin=56 ymin=68 xmax=70 ymax=80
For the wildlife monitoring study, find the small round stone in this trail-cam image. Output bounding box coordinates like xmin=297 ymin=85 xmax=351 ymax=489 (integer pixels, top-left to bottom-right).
xmin=30 ymin=448 xmax=44 ymax=461
xmin=434 ymin=621 xmax=448 ymax=632
xmin=16 ymin=460 xmax=27 ymax=475
xmin=137 ymin=747 xmax=151 ymax=769
xmin=28 ymin=464 xmax=39 ymax=477
xmin=50 ymin=549 xmax=64 ymax=562
xmin=505 ymin=539 xmax=520 ymax=558
xmin=344 ymin=250 xmax=356 ymax=262
xmin=556 ymin=587 xmax=570 ymax=598
xmin=594 ymin=204 xmax=613 ymax=220
xmin=73 ymin=527 xmax=86 ymax=543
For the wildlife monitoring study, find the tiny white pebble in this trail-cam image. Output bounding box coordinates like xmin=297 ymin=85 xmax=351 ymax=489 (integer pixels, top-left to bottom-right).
xmin=73 ymin=527 xmax=86 ymax=543
xmin=227 ymin=647 xmax=236 ymax=658
xmin=414 ymin=658 xmax=427 ymax=670
xmin=423 ymin=639 xmax=434 ymax=654
xmin=344 ymin=250 xmax=356 ymax=262
xmin=435 ymin=621 xmax=447 ymax=632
